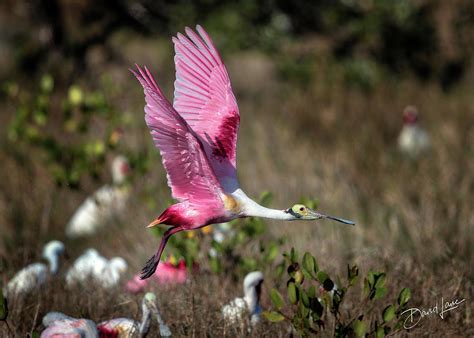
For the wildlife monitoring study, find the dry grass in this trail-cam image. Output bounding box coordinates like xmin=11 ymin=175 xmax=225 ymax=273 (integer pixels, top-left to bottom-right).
xmin=0 ymin=34 xmax=473 ymax=336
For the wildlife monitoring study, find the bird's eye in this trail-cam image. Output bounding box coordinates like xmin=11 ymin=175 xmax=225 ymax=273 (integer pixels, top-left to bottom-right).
xmin=300 ymin=207 xmax=305 ymax=211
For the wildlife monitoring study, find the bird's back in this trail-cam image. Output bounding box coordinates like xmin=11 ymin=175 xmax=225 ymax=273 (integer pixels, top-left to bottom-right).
xmin=41 ymin=318 xmax=98 ymax=338
xmin=66 ymin=185 xmax=128 ymax=237
xmin=222 ymin=297 xmax=248 ymax=325
xmin=7 ymin=262 xmax=47 ymax=295
xmin=97 ymin=318 xmax=138 ymax=337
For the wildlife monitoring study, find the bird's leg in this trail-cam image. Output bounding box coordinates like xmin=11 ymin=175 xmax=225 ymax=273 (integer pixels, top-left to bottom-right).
xmin=140 ymin=226 xmax=184 ymax=280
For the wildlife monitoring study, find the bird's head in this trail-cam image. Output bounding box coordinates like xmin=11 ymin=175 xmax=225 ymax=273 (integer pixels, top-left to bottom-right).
xmin=402 ymin=106 xmax=419 ymax=125
xmin=143 ymin=292 xmax=158 ymax=313
xmin=42 ymin=240 xmax=65 ymax=259
xmin=285 ymin=204 xmax=355 ymax=225
xmin=111 ymin=155 xmax=131 ymax=184
xmin=42 ymin=240 xmax=66 ymax=275
xmin=110 ymin=257 xmax=128 ymax=274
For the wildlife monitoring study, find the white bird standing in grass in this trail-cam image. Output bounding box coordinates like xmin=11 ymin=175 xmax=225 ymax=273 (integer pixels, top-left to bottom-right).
xmin=66 ymin=155 xmax=131 ymax=238
xmin=5 ymin=240 xmax=65 ymax=296
xmin=41 ymin=312 xmax=98 ymax=338
xmin=398 ymin=105 xmax=431 ymax=158
xmin=97 ymin=292 xmax=171 ymax=337
xmin=222 ymin=271 xmax=264 ymax=328
xmin=66 ymin=248 xmax=128 ymax=288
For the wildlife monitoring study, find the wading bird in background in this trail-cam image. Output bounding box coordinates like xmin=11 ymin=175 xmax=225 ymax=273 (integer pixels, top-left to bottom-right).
xmin=5 ymin=240 xmax=65 ymax=296
xmin=125 ymin=258 xmax=188 ymax=294
xmin=66 ymin=155 xmax=131 ymax=238
xmin=66 ymin=248 xmax=128 ymax=288
xmin=222 ymin=271 xmax=264 ymax=328
xmin=398 ymin=105 xmax=431 ymax=158
xmin=132 ymin=25 xmax=355 ymax=279
xmin=97 ymin=292 xmax=171 ymax=337
xmin=41 ymin=312 xmax=98 ymax=338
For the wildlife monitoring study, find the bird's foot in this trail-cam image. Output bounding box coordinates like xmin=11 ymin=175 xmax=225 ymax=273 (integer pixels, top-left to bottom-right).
xmin=140 ymin=255 xmax=159 ymax=280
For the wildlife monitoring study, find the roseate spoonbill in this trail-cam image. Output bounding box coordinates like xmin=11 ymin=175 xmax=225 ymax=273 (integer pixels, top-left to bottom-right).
xmin=398 ymin=106 xmax=430 ymax=158
xmin=41 ymin=312 xmax=98 ymax=338
xmin=66 ymin=155 xmax=131 ymax=238
xmin=222 ymin=271 xmax=264 ymax=327
xmin=5 ymin=240 xmax=65 ymax=296
xmin=97 ymin=292 xmax=171 ymax=337
xmin=132 ymin=25 xmax=355 ymax=279
xmin=66 ymin=249 xmax=127 ymax=288
xmin=125 ymin=258 xmax=188 ymax=294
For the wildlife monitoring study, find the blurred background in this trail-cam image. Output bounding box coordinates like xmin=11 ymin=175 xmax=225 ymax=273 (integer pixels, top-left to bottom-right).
xmin=0 ymin=0 xmax=473 ymax=336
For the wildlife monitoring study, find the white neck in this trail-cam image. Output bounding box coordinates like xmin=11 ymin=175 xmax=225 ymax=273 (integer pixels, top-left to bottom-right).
xmin=244 ymin=288 xmax=259 ymax=314
xmin=46 ymin=253 xmax=59 ymax=274
xmin=139 ymin=302 xmax=152 ymax=336
xmin=246 ymin=205 xmax=293 ymax=220
xmin=233 ymin=189 xmax=294 ymax=220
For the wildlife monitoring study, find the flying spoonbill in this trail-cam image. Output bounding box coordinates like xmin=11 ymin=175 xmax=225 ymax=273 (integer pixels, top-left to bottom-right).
xmin=132 ymin=25 xmax=355 ymax=279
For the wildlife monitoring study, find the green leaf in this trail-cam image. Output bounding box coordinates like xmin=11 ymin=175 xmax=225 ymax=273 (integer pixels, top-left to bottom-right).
xmin=259 ymin=191 xmax=273 ymax=206
xmin=294 ymin=270 xmax=305 ymax=284
xmin=363 ymin=278 xmax=371 ymax=298
xmin=263 ymin=311 xmax=285 ymax=322
xmin=303 ymin=252 xmax=313 ymax=272
xmin=353 ymin=319 xmax=367 ymax=337
xmin=307 ymin=285 xmax=316 ymax=298
xmin=266 ymin=243 xmax=279 ymax=261
xmin=290 ymin=248 xmax=298 ymax=263
xmin=383 ymin=304 xmax=396 ymax=322
xmin=270 ymin=289 xmax=284 ymax=310
xmin=375 ymin=273 xmax=386 ymax=288
xmin=367 ymin=271 xmax=375 ymax=286
xmin=298 ymin=299 xmax=310 ymax=318
xmin=40 ymin=74 xmax=54 ymax=93
xmin=288 ymin=282 xmax=298 ymax=304
xmin=300 ymin=287 xmax=310 ymax=307
xmin=374 ymin=287 xmax=387 ymax=300
xmin=375 ymin=326 xmax=384 ymax=338
xmin=68 ymin=85 xmax=83 ymax=106
xmin=398 ymin=288 xmax=411 ymax=306
xmin=316 ymin=271 xmax=329 ymax=283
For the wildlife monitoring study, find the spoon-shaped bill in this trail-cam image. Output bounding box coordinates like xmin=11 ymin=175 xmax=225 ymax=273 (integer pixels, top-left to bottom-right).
xmin=325 ymin=215 xmax=355 ymax=225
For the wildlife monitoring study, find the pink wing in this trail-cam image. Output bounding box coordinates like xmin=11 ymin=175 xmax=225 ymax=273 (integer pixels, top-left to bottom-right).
xmin=132 ymin=65 xmax=224 ymax=206
xmin=173 ymin=25 xmax=240 ymax=192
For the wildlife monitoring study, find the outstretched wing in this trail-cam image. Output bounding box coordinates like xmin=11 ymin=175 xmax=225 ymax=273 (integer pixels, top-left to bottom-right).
xmin=132 ymin=65 xmax=224 ymax=205
xmin=173 ymin=25 xmax=240 ymax=192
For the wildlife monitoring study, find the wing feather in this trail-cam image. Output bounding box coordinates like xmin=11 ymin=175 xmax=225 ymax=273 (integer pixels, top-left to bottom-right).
xmin=132 ymin=65 xmax=224 ymax=205
xmin=173 ymin=25 xmax=240 ymax=192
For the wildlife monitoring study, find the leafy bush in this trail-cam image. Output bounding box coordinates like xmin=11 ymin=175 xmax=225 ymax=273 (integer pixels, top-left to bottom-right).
xmin=5 ymin=75 xmax=122 ymax=187
xmin=264 ymin=249 xmax=411 ymax=337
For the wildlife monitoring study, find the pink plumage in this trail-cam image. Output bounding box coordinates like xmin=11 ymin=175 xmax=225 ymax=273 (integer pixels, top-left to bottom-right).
xmin=132 ymin=25 xmax=356 ymax=280
xmin=173 ymin=26 xmax=240 ymax=188
xmin=125 ymin=259 xmax=189 ymax=293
